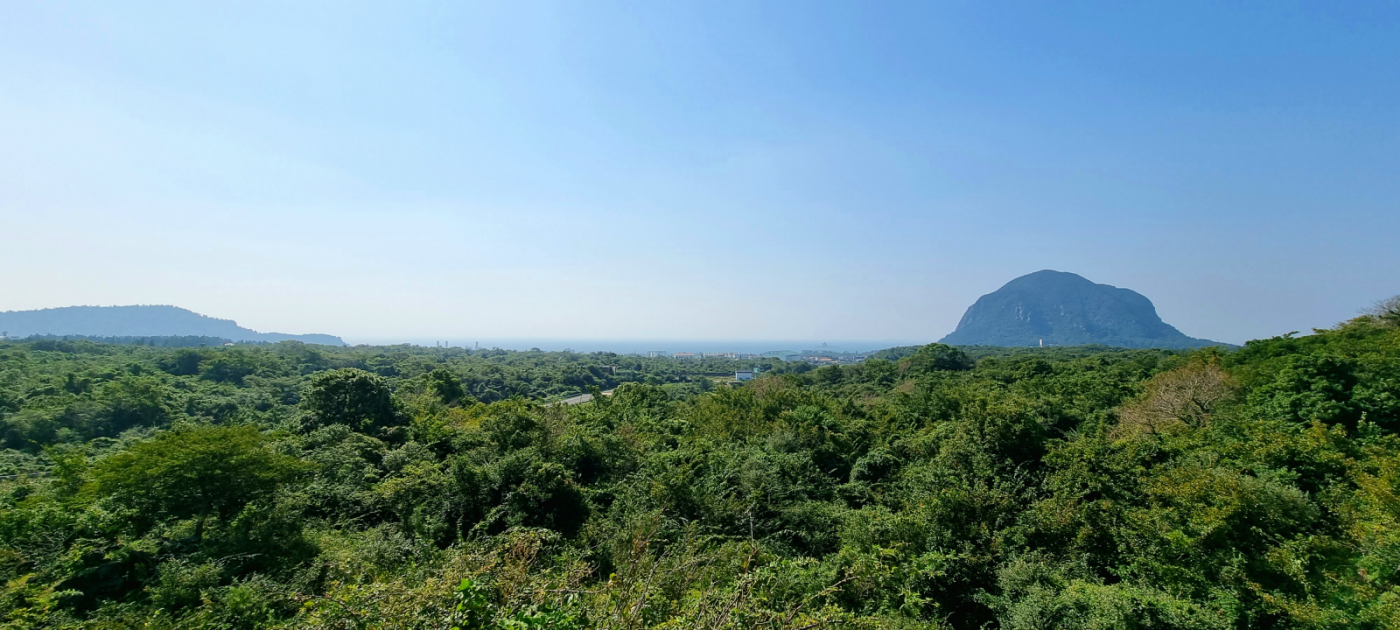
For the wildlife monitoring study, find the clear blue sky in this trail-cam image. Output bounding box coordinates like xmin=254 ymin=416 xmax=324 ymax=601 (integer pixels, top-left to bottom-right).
xmin=2 ymin=1 xmax=1396 ymax=345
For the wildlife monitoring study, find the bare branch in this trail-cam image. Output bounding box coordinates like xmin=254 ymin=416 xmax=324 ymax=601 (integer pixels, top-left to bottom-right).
xmin=1363 ymin=295 xmax=1400 ymax=326
xmin=1115 ymin=361 xmax=1236 ymax=438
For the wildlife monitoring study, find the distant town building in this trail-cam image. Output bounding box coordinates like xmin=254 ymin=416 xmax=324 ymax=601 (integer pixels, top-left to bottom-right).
xmin=672 ymin=352 xmax=697 ymax=359
xmin=647 ymin=351 xmax=669 ymax=358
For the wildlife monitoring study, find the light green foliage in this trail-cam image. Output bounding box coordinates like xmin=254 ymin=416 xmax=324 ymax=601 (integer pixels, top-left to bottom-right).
xmin=1 ymin=321 xmax=1398 ymax=628
xmin=92 ymin=424 xmax=310 ymax=531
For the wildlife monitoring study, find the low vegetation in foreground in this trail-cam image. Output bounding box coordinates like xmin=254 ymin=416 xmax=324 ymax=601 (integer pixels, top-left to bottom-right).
xmin=2 ymin=305 xmax=1399 ymax=628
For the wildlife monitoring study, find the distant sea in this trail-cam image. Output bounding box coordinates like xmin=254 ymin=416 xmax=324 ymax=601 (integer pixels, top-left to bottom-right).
xmin=343 ymin=338 xmax=927 ymax=355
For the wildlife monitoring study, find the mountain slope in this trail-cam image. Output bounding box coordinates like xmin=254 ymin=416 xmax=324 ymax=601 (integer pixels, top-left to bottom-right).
xmin=0 ymin=305 xmax=343 ymax=345
xmin=939 ymin=270 xmax=1224 ymax=348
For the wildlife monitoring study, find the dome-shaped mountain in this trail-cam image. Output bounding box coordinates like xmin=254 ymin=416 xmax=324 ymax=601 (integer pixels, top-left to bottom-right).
xmin=0 ymin=305 xmax=343 ymax=345
xmin=939 ymin=270 xmax=1223 ymax=349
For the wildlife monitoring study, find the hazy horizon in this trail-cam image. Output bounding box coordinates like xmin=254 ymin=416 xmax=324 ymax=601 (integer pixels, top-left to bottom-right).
xmin=344 ymin=338 xmax=920 ymax=354
xmin=3 ymin=2 xmax=1397 ymax=346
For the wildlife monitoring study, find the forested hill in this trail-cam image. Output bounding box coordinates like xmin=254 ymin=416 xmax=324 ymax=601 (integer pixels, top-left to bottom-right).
xmin=0 ymin=305 xmax=343 ymax=345
xmin=1 ymin=302 xmax=1398 ymax=628
xmin=940 ymin=270 xmax=1224 ymax=348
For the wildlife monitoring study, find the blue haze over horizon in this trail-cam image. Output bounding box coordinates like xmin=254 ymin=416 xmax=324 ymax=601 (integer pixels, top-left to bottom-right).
xmin=347 ymin=338 xmax=918 ymax=355
xmin=2 ymin=2 xmax=1397 ymax=346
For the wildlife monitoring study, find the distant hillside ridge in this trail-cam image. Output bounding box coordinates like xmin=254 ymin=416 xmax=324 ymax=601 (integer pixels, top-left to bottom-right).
xmin=0 ymin=305 xmax=344 ymax=346
xmin=939 ymin=270 xmax=1226 ymax=349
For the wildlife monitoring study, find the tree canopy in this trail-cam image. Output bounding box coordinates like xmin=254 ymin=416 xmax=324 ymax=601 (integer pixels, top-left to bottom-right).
xmin=92 ymin=424 xmax=308 ymax=532
xmin=1 ymin=314 xmax=1398 ymax=628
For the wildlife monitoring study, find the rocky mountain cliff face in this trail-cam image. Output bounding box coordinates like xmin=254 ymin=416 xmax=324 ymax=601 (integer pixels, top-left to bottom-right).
xmin=939 ymin=270 xmax=1224 ymax=348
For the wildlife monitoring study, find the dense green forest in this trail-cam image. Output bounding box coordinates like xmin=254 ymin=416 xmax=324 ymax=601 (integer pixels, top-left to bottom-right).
xmin=2 ymin=307 xmax=1399 ymax=628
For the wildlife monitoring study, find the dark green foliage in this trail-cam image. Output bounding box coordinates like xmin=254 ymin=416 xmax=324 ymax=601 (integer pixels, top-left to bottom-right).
xmin=427 ymin=368 xmax=468 ymax=404
xmin=199 ymin=348 xmax=269 ymax=385
xmin=495 ymin=459 xmax=589 ymax=535
xmin=28 ymin=334 xmax=242 ymax=347
xmin=96 ymin=375 xmax=174 ymax=435
xmin=2 ymin=316 xmax=1399 ymax=628
xmin=301 ymin=368 xmax=402 ymax=435
xmin=160 ymin=348 xmax=206 ymax=375
xmin=902 ymin=343 xmax=975 ymax=374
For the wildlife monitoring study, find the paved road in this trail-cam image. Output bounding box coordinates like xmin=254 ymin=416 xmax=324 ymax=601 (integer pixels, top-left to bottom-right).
xmin=556 ymin=389 xmax=614 ymax=406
